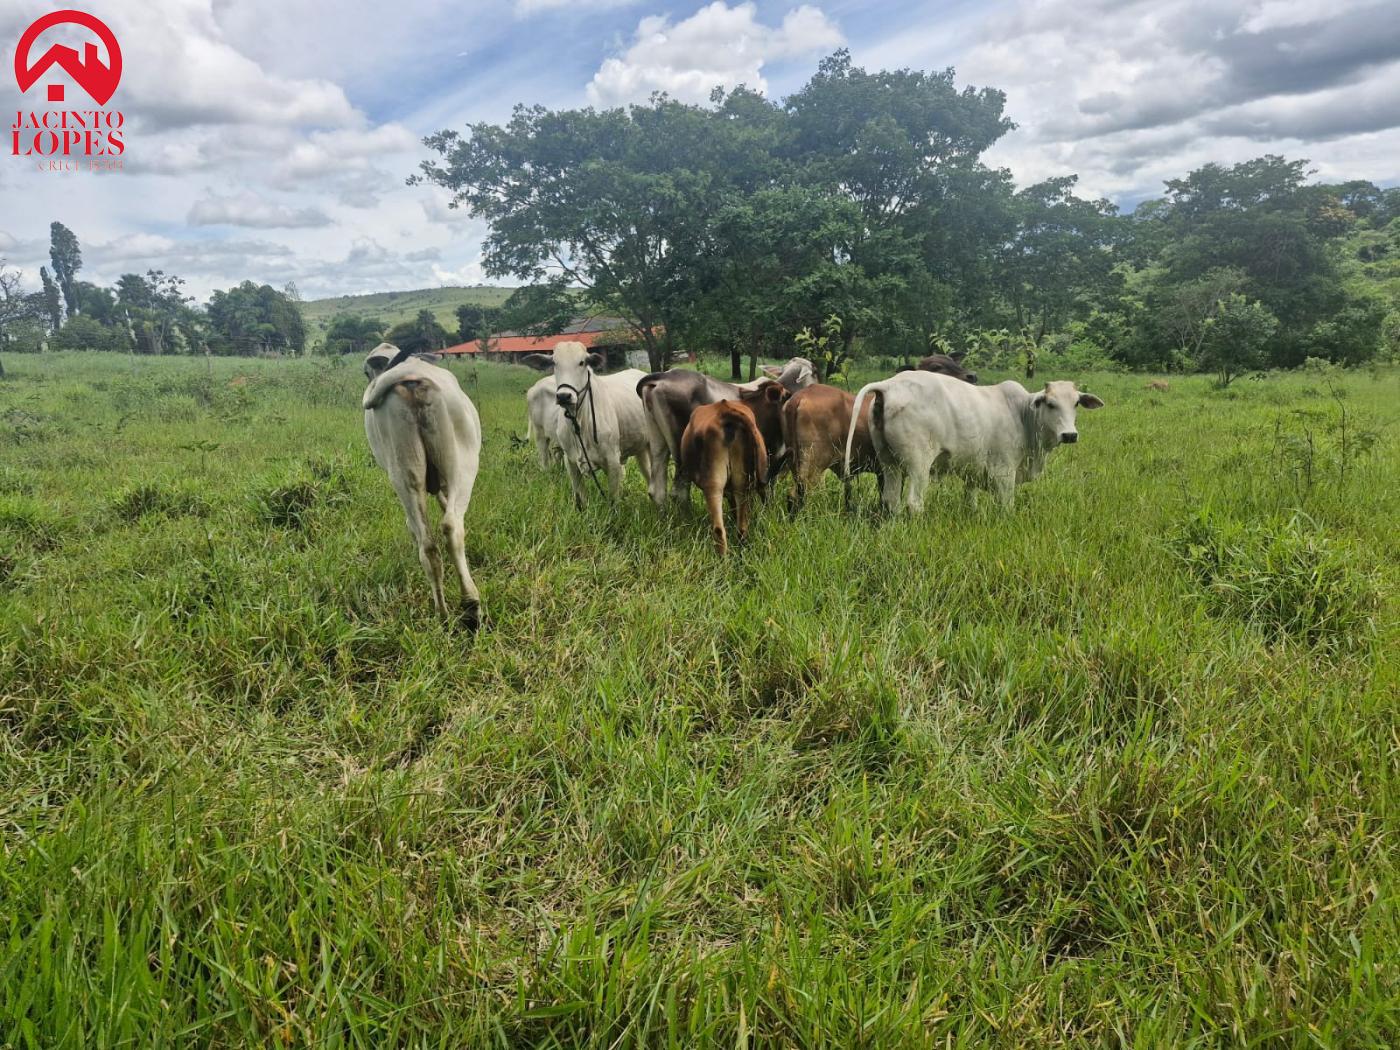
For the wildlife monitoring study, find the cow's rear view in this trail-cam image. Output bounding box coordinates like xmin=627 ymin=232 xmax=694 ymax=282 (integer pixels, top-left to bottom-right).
xmin=362 ymin=343 xmax=484 ymax=628
xmin=680 ymin=393 xmax=776 ymax=555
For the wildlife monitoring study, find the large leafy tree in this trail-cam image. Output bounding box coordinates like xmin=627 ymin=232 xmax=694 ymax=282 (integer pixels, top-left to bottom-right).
xmin=118 ymin=271 xmax=199 ymax=355
xmin=206 ymin=280 xmax=304 ymax=355
xmin=416 ymin=96 xmax=745 ymax=370
xmin=323 ymin=315 xmax=386 ymax=356
xmin=996 ymin=176 xmax=1122 ymax=339
xmin=1138 ymin=156 xmax=1371 ymax=366
xmin=454 ymin=302 xmax=500 ymax=345
xmin=385 ymin=309 xmax=452 ymax=354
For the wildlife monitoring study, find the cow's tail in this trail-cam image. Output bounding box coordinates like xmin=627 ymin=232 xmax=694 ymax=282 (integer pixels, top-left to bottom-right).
xmin=780 ymin=395 xmax=799 ymax=487
xmin=362 ymin=348 xmax=429 ymax=411
xmin=722 ymin=410 xmax=767 ymax=491
xmin=845 ymin=382 xmax=883 ymax=479
xmin=637 ymin=373 xmax=682 ymax=465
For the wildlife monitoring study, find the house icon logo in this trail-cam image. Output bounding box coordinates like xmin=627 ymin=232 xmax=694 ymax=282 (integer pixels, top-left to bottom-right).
xmin=14 ymin=9 xmax=122 ymax=106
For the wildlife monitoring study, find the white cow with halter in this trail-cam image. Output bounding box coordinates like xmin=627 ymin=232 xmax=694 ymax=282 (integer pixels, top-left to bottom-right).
xmin=522 ymin=342 xmax=651 ymax=508
xmin=845 ymin=372 xmax=1104 ymax=514
xmin=362 ymin=343 xmax=484 ymax=628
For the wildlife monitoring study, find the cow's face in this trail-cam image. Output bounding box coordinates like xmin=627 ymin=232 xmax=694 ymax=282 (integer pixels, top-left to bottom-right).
xmin=551 ymin=341 xmax=605 ymax=411
xmin=363 ymin=342 xmax=400 ymax=381
xmin=1030 ymin=381 xmax=1104 ymax=445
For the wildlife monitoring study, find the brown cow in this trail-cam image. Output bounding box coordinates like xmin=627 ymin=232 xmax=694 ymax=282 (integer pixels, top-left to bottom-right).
xmin=680 ymin=388 xmax=781 ymax=554
xmin=781 ymin=384 xmax=880 ymax=511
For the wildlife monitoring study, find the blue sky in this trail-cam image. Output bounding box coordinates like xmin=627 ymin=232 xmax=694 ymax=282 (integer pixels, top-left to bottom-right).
xmin=2 ymin=0 xmax=1397 ymax=300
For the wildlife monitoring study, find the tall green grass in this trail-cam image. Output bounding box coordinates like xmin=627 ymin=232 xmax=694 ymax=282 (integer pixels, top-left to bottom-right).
xmin=1 ymin=353 xmax=1396 ymax=1047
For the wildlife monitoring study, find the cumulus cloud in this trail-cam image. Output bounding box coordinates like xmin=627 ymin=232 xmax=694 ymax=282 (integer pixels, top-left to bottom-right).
xmin=188 ymin=192 xmax=333 ymax=228
xmin=587 ymin=2 xmax=843 ymax=105
xmin=948 ymin=0 xmax=1400 ymax=199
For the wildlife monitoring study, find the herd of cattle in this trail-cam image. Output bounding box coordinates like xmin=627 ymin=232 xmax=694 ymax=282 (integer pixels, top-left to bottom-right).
xmin=361 ymin=341 xmax=1104 ymax=626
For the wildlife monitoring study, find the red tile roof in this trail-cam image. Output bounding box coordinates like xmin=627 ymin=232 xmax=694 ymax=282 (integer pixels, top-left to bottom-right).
xmin=441 ymin=329 xmax=619 ymax=356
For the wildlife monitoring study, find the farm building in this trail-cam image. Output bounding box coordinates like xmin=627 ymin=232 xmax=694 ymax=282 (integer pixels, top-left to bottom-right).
xmin=440 ymin=316 xmax=656 ymax=369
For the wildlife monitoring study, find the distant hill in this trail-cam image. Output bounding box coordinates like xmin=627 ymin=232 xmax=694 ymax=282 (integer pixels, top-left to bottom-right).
xmin=300 ymin=286 xmax=516 ymax=341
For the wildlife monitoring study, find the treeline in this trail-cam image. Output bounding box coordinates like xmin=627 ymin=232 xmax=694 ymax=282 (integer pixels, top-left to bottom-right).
xmin=0 ymin=222 xmax=305 ymax=360
xmin=415 ymin=49 xmax=1399 ymax=380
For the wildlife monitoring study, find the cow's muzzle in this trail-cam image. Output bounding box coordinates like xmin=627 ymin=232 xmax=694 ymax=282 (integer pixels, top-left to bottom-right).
xmin=1060 ymin=432 xmax=1078 ymax=444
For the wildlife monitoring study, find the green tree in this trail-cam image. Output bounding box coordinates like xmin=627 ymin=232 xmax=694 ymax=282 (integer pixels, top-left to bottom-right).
xmin=206 ymin=281 xmax=305 ymax=355
xmin=1138 ymin=156 xmax=1356 ymax=366
xmin=38 ymin=267 xmax=63 ymax=332
xmin=48 ymin=222 xmax=82 ymax=317
xmin=323 ymin=315 xmax=386 ymax=356
xmin=454 ymin=302 xmax=500 ymax=345
xmin=1198 ymin=294 xmax=1278 ymax=386
xmin=416 ymin=91 xmax=776 ymax=370
xmin=385 ymin=309 xmax=451 ymax=354
xmin=1 ymin=261 xmax=41 ymax=374
xmin=997 ymin=176 xmax=1122 ymax=339
xmin=51 ymin=314 xmax=121 ymax=352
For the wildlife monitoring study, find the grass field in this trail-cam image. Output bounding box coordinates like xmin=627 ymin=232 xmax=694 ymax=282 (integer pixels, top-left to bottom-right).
xmin=1 ymin=351 xmax=1396 ymax=1047
xmin=300 ymin=286 xmax=515 ymax=341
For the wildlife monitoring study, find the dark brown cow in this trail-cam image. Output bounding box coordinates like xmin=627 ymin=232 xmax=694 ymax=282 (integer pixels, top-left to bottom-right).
xmin=898 ymin=352 xmax=978 ymax=384
xmin=680 ymin=394 xmax=775 ymax=555
xmin=780 ymin=383 xmax=881 ymax=511
xmin=636 ymin=358 xmax=814 ymax=506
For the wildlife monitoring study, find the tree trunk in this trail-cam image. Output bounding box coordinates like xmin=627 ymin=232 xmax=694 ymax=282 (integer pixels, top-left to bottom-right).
xmin=729 ymin=345 xmax=742 ymax=380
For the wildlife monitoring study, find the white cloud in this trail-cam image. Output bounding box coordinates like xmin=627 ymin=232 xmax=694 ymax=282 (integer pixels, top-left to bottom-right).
xmin=945 ymin=0 xmax=1400 ymax=199
xmin=587 ymin=2 xmax=843 ymax=105
xmin=189 ymin=192 xmax=333 ymax=229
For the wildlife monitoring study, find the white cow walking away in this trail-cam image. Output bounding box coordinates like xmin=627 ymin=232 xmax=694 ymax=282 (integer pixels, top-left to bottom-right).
xmin=846 ymin=372 xmax=1104 ymax=514
xmin=522 ymin=342 xmax=651 ymax=508
xmin=525 ymin=375 xmax=563 ymax=469
xmin=362 ymin=343 xmax=484 ymax=628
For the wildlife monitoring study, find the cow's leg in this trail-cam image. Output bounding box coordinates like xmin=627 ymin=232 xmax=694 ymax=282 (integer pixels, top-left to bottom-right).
xmin=734 ymin=484 xmax=752 ymax=546
xmin=564 ymin=456 xmax=587 ymax=509
xmin=633 ymin=448 xmax=653 ymax=505
xmin=535 ymin=433 xmax=554 ymax=470
xmin=704 ymin=479 xmax=727 ymax=555
xmin=880 ymin=467 xmax=904 ymax=515
xmin=904 ymin=471 xmax=930 ymax=514
xmin=605 ymin=452 xmax=625 ymax=503
xmin=645 ymin=430 xmax=670 ymax=508
xmin=992 ymin=470 xmax=1016 ymax=508
xmin=438 ymin=485 xmax=481 ymax=631
xmin=393 ymin=478 xmax=447 ymax=616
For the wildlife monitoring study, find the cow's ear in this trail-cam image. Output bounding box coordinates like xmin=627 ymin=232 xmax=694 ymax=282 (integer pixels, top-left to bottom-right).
xmin=586 ymin=353 xmax=605 ymax=369
xmin=1032 ymin=392 xmax=1046 ymax=408
xmin=763 ymin=382 xmax=784 ymax=403
xmin=1077 ymin=392 xmax=1105 ymax=410
xmin=521 ymin=353 xmax=554 ymax=372
xmin=949 ymin=350 xmax=966 ymax=362
xmin=761 ymin=364 xmax=782 ymax=378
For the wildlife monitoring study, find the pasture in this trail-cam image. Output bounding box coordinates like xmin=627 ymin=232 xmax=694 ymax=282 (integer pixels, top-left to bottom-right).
xmin=1 ymin=351 xmax=1396 ymax=1047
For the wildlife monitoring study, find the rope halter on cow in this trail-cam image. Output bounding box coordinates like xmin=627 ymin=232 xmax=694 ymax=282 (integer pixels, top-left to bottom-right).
xmin=557 ymin=369 xmax=608 ymax=500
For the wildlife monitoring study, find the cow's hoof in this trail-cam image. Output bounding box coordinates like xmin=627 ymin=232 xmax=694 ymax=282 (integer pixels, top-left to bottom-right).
xmin=461 ymin=602 xmax=482 ymax=633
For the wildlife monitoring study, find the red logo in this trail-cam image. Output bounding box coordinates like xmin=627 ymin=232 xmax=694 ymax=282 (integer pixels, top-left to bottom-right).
xmin=14 ymin=10 xmax=122 ymax=106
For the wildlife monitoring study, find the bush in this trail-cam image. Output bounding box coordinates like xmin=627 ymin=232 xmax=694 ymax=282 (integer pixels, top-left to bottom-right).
xmin=51 ymin=316 xmax=124 ymax=353
xmin=1172 ymin=508 xmax=1379 ymax=650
